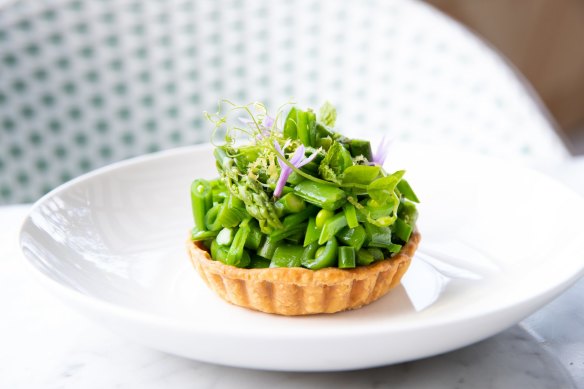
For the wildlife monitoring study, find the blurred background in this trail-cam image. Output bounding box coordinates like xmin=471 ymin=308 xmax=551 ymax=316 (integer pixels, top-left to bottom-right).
xmin=428 ymin=0 xmax=584 ymax=154
xmin=0 ymin=0 xmax=582 ymax=205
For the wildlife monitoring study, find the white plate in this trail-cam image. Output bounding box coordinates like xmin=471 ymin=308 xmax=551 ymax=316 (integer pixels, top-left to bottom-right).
xmin=20 ymin=143 xmax=584 ymax=371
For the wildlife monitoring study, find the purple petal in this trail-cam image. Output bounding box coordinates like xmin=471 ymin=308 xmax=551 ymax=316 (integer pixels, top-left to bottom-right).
xmin=263 ymin=115 xmax=275 ymax=129
xmin=274 ymin=166 xmax=291 ymax=198
xmin=296 ymin=150 xmax=317 ymax=168
xmin=273 ymin=143 xmax=318 ymax=198
xmin=274 ymin=141 xmax=286 ymax=169
xmin=372 ymin=135 xmax=392 ymax=166
xmin=289 ymin=145 xmax=306 ymax=166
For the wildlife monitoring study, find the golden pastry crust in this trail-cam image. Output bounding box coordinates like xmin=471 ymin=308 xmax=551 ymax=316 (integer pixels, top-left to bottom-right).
xmin=187 ymin=230 xmax=420 ymax=316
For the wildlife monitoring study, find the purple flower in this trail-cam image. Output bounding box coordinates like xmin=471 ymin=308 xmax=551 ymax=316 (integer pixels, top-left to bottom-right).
xmin=239 ymin=115 xmax=276 ymax=140
xmin=371 ymin=135 xmax=393 ymax=166
xmin=273 ymin=141 xmax=317 ymax=198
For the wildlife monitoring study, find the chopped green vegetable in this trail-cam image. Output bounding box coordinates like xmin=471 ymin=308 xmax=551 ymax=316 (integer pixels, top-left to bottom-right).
xmin=191 ymin=179 xmax=213 ymax=231
xmin=216 ymin=227 xmax=236 ymax=246
xmin=226 ymin=221 xmax=251 ymax=267
xmin=302 ymin=238 xmax=338 ymax=269
xmin=338 ymin=246 xmax=356 ymax=268
xmin=348 ymin=139 xmax=373 ymax=160
xmin=277 ymin=193 xmax=306 ymax=214
xmin=319 ymin=212 xmax=347 ymax=245
xmin=336 ymin=225 xmax=366 ymax=251
xmin=304 ymin=217 xmax=322 ymax=247
xmin=343 ymin=203 xmax=359 ymax=229
xmin=271 ymin=244 xmax=304 ymax=267
xmin=294 ymin=181 xmax=347 ymax=211
xmin=248 ymin=254 xmax=271 ymax=268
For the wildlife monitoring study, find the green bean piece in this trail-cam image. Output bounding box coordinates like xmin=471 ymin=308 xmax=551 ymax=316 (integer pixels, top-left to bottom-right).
xmin=299 ymin=160 xmax=319 ymax=175
xmin=216 ymin=227 xmax=236 ymax=246
xmin=302 ymin=241 xmax=320 ymax=262
xmin=244 ymin=221 xmax=264 ymax=250
xmin=281 ymin=186 xmax=294 ymax=196
xmin=205 ymin=204 xmax=222 ymax=231
xmin=271 ymin=244 xmax=304 ymax=268
xmin=398 ymin=200 xmax=418 ymax=226
xmin=283 ymin=107 xmax=298 ymax=140
xmin=210 ymin=178 xmax=227 ymax=204
xmin=302 ymin=238 xmax=338 ymax=270
xmin=294 ymin=181 xmax=347 ymax=211
xmin=343 ymin=203 xmax=359 ymax=228
xmin=282 ymin=205 xmax=318 ymax=228
xmin=226 ymin=222 xmax=251 ymax=267
xmin=397 ymin=179 xmax=420 ymax=203
xmin=191 ymin=179 xmax=213 ymax=231
xmin=240 ymin=250 xmax=251 ymax=266
xmin=303 ymin=217 xmax=322 ymax=247
xmin=367 ymin=247 xmax=385 ymax=261
xmin=348 ymin=139 xmax=373 ymax=161
xmin=316 ymin=122 xmax=334 ymax=138
xmin=306 ymin=110 xmax=317 ymax=147
xmin=269 ymin=222 xmax=308 ymax=243
xmin=257 ymin=236 xmax=279 ymax=260
xmin=339 ymin=246 xmax=356 ymax=269
xmin=216 ymin=194 xmax=247 ymax=228
xmin=248 ymin=254 xmax=271 ymax=269
xmin=319 ymin=212 xmax=347 ymax=245
xmin=277 ymin=193 xmax=306 ymax=214
xmin=356 ymin=248 xmax=375 ymax=266
xmin=286 ymin=172 xmax=305 ymax=186
xmin=191 ymin=228 xmax=219 ymax=241
xmin=336 ymin=225 xmax=366 ymax=251
xmin=392 ymin=218 xmax=413 ymax=242
xmin=364 ymin=223 xmax=393 ymax=249
xmin=210 ymin=240 xmax=229 ymax=263
xmin=315 ymin=209 xmax=335 ymax=228
xmin=341 ymin=165 xmax=380 ymax=186
xmin=316 ymin=136 xmax=333 ymax=151
xmin=388 ymin=243 xmax=402 ymax=253
xmin=296 ymin=109 xmax=310 ymax=147
xmin=285 ymin=230 xmax=304 ymax=245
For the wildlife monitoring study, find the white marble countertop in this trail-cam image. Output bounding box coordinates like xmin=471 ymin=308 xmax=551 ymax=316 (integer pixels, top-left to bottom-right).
xmin=2 ymin=159 xmax=584 ymax=389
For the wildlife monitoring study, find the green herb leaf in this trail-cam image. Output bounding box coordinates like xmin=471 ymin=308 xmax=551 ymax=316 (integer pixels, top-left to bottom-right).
xmin=342 ymin=165 xmax=381 ymax=185
xmin=318 ymin=141 xmax=353 ymax=184
xmin=397 ymin=179 xmax=420 ymax=203
xmin=367 ymin=170 xmax=405 ymax=205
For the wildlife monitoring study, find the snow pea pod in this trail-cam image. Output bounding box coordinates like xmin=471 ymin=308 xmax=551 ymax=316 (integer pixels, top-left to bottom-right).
xmin=302 ymin=238 xmax=338 ymax=270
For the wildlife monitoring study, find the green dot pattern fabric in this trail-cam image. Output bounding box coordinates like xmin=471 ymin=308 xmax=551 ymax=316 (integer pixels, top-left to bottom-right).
xmin=0 ymin=0 xmax=569 ymax=204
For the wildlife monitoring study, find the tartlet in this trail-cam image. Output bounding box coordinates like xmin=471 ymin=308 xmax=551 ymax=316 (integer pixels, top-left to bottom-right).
xmin=187 ymin=101 xmax=421 ymax=316
xmin=187 ymin=230 xmax=420 ymax=315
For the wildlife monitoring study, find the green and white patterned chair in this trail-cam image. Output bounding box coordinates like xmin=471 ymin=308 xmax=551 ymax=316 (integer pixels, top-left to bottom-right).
xmin=0 ymin=0 xmax=568 ymax=204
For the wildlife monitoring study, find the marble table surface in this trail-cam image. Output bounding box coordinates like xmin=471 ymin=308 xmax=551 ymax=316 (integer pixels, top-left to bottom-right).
xmin=2 ymin=159 xmax=584 ymax=389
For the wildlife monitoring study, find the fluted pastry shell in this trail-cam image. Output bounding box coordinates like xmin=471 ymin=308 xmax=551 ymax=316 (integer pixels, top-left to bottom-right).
xmin=187 ymin=230 xmax=420 ymax=316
